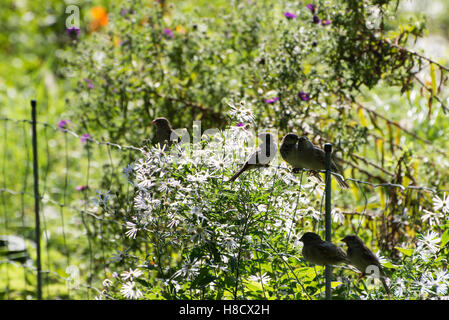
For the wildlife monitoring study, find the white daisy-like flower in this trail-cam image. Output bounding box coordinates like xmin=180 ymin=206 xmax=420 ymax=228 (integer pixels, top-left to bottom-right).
xmin=332 ymin=208 xmax=345 ymax=224
xmin=418 ymin=230 xmax=440 ymax=254
xmin=433 ymin=193 xmax=449 ymax=215
xmin=103 ymin=279 xmax=113 ymax=287
xmin=121 ymin=268 xmax=144 ymax=281
xmin=173 ymin=257 xmax=200 ymax=280
xmin=227 ymin=101 xmax=255 ymax=124
xmin=248 ymin=273 xmax=271 ymax=285
xmin=393 ymin=278 xmax=407 ymax=298
xmin=125 ymin=221 xmax=139 ymax=239
xmin=422 ymin=209 xmax=443 ymax=227
xmin=304 ymin=206 xmax=321 ymax=221
xmin=221 ymin=236 xmax=238 ymax=250
xmin=120 ymin=281 xmax=143 ymax=299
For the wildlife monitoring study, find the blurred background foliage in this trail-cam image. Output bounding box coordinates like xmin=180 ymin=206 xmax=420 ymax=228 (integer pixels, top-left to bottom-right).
xmin=1 ymin=0 xmax=449 ymax=299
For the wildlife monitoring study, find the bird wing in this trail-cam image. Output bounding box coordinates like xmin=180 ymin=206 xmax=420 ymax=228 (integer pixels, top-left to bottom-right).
xmin=360 ymin=246 xmax=385 ymax=275
xmin=310 ymin=147 xmax=326 ymax=170
xmin=312 ymin=146 xmax=344 ymax=174
xmin=318 ymin=242 xmax=348 ymax=264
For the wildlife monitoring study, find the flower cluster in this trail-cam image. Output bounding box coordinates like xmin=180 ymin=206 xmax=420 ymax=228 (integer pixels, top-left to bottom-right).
xmin=106 ymin=104 xmax=331 ymax=299
xmin=390 ymin=231 xmax=449 ymax=299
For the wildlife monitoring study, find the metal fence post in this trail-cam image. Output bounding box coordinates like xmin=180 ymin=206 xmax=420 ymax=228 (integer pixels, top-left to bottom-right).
xmin=31 ymin=100 xmax=42 ymax=299
xmin=324 ymin=143 xmax=332 ymax=300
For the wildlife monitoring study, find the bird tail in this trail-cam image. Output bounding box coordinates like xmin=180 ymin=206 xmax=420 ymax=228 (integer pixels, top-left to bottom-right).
xmin=380 ymin=277 xmax=391 ymax=297
xmin=335 ymin=174 xmax=349 ymax=189
xmin=228 ymin=164 xmax=248 ymax=182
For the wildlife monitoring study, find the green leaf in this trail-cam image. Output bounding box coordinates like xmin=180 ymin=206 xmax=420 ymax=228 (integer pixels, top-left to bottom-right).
xmin=430 ymin=63 xmax=437 ymax=94
xmin=395 ymin=247 xmax=414 ymax=256
xmin=191 ymin=268 xmax=216 ymax=288
xmin=382 ymin=261 xmax=400 ymax=269
xmin=314 ymin=282 xmax=343 ymax=296
xmin=441 ymin=229 xmax=449 ymax=248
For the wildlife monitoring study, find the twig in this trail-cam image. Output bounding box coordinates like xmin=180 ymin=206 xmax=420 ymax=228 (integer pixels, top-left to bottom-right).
xmin=355 ymin=102 xmax=433 ymax=145
xmin=386 ymin=41 xmax=449 ymax=73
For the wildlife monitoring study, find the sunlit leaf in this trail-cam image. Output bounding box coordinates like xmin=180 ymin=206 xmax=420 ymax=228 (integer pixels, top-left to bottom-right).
xmin=441 ymin=229 xmax=449 ymax=248
xmin=430 ymin=63 xmax=437 ymax=94
xmin=358 ymin=107 xmax=368 ymax=128
xmin=395 ymin=247 xmax=414 ymax=256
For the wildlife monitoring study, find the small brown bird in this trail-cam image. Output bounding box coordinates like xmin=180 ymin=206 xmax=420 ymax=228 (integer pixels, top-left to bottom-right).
xmin=299 ymin=232 xmax=350 ymax=266
xmin=280 ymin=133 xmax=349 ymax=188
xmin=151 ymin=117 xmax=180 ymax=148
xmin=341 ymin=235 xmax=391 ymax=296
xmin=228 ymin=132 xmax=277 ymax=182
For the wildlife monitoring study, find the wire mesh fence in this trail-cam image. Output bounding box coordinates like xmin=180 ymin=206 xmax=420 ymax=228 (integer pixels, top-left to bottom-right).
xmin=0 ymin=101 xmax=447 ymax=300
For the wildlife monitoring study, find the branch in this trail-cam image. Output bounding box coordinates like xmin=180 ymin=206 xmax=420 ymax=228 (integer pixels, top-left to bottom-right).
xmin=412 ymin=75 xmax=449 ymax=114
xmin=350 ymin=153 xmax=395 ymax=177
xmin=386 ymin=41 xmax=449 ymax=73
xmin=356 ymin=102 xmax=433 ymax=145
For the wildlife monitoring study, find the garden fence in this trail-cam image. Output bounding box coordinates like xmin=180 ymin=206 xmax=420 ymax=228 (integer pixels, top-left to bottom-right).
xmin=0 ymin=100 xmax=446 ymax=300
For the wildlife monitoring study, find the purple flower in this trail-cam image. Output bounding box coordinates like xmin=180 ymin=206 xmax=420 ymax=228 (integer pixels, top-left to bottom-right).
xmin=298 ymin=91 xmax=310 ymax=101
xmin=76 ymin=185 xmax=89 ymax=191
xmin=66 ymin=27 xmax=80 ymax=37
xmin=164 ymin=28 xmax=174 ymax=38
xmin=306 ymin=4 xmax=317 ymax=14
xmin=313 ymin=15 xmax=321 ymax=24
xmin=321 ymin=19 xmax=332 ymax=25
xmin=57 ymin=119 xmax=70 ymax=130
xmin=284 ymin=12 xmax=297 ymax=19
xmin=83 ymin=78 xmax=94 ymax=89
xmin=236 ymin=122 xmax=245 ymax=127
xmin=80 ymin=133 xmax=91 ymax=143
xmin=265 ymin=97 xmax=279 ymax=104
xmin=120 ymin=9 xmax=128 ymax=16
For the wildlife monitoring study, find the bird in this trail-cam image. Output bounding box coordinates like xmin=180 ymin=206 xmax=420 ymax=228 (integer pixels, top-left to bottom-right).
xmin=280 ymin=133 xmax=349 ymax=188
xmin=341 ymin=235 xmax=391 ymax=296
xmin=228 ymin=132 xmax=277 ymax=182
xmin=151 ymin=117 xmax=180 ymax=148
xmin=299 ymin=232 xmax=350 ymax=266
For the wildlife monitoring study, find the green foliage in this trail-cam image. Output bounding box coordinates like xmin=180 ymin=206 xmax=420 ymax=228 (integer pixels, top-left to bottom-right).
xmin=1 ymin=0 xmax=449 ymax=300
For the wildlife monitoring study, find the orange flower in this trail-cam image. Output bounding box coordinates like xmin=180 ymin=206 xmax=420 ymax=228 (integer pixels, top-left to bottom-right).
xmin=90 ymin=6 xmax=108 ymax=31
xmin=113 ymin=35 xmax=121 ymax=47
xmin=176 ymin=25 xmax=187 ymax=34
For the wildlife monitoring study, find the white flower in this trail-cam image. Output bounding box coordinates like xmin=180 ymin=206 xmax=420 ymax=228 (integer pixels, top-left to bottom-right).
xmin=303 ymin=207 xmax=321 ymax=221
xmin=417 ymin=230 xmax=440 ymax=254
xmin=173 ymin=257 xmax=200 ymax=280
xmin=121 ymin=268 xmax=144 ymax=281
xmin=393 ymin=278 xmax=406 ymax=297
xmin=419 ymin=271 xmax=440 ymax=297
xmin=227 ymin=101 xmax=255 ymax=124
xmin=433 ymin=193 xmax=449 ymax=215
xmin=422 ymin=209 xmax=443 ymax=227
xmin=189 ymin=223 xmax=212 ymax=244
xmin=221 ymin=236 xmax=238 ymax=250
xmin=125 ymin=221 xmax=139 ymax=239
xmin=332 ymin=208 xmax=345 ymax=225
xmin=103 ymin=279 xmax=113 ymax=287
xmin=248 ymin=273 xmax=271 ymax=285
xmin=95 ymin=289 xmax=107 ymax=300
xmin=167 ymin=214 xmax=181 ymax=229
xmin=120 ymin=281 xmax=143 ymax=299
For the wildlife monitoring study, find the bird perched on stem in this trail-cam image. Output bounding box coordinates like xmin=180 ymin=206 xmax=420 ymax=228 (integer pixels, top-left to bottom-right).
xmin=299 ymin=232 xmax=350 ymax=266
xmin=151 ymin=117 xmax=180 ymax=148
xmin=280 ymin=133 xmax=349 ymax=188
xmin=341 ymin=235 xmax=391 ymax=296
xmin=228 ymin=132 xmax=277 ymax=182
